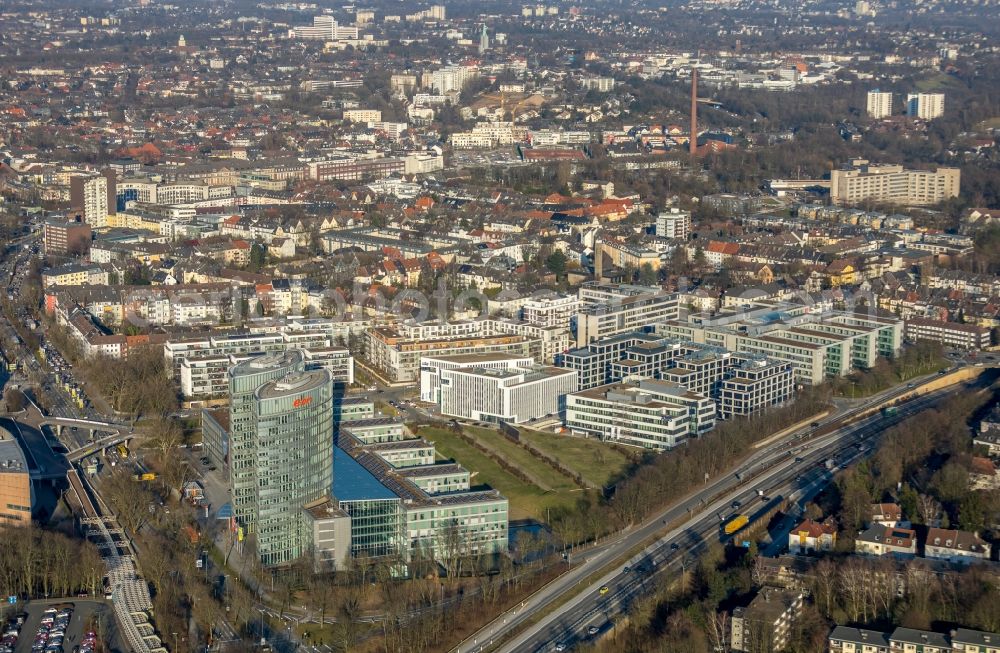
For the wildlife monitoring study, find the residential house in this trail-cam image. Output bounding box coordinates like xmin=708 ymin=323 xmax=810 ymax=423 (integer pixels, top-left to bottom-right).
xmin=869 ymin=503 xmax=907 ymax=528
xmin=788 ymin=518 xmax=837 ymax=554
xmin=923 ymin=528 xmax=991 ymax=565
xmin=890 ymin=628 xmax=951 ymax=653
xmin=828 ymin=626 xmax=891 ymax=653
xmin=855 ymin=525 xmax=917 ymax=559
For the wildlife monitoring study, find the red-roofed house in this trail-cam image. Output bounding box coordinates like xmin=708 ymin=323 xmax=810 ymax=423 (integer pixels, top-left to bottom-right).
xmin=788 ymin=518 xmax=838 ymax=553
xmin=703 ymin=241 xmax=741 ymax=268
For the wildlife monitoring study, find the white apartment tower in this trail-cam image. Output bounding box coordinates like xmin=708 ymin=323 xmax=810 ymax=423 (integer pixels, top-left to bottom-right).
xmin=656 ymin=209 xmax=692 ymax=240
xmin=866 ymin=90 xmax=893 ymax=119
xmin=69 ymin=175 xmax=109 ymax=230
xmin=906 ymin=93 xmax=945 ymax=120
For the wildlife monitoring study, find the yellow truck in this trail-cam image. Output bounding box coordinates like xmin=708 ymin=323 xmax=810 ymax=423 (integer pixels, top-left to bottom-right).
xmin=722 ymin=514 xmax=749 ymax=536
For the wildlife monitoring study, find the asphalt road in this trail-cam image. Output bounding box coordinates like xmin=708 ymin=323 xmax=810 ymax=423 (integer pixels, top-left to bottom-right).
xmin=507 ymin=390 xmax=954 ymax=653
xmin=453 ymin=376 xmax=983 ymax=653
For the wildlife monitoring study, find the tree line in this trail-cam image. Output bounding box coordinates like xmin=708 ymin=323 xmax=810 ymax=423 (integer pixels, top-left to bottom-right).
xmin=0 ymin=526 xmax=106 ymax=601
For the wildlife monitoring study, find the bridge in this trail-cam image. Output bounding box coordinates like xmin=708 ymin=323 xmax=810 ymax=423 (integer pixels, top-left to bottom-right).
xmin=39 ymin=416 xmax=129 ymax=439
xmin=66 ymin=430 xmax=135 ymax=463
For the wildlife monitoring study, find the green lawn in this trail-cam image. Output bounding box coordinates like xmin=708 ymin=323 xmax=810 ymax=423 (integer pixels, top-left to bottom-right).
xmin=463 ymin=426 xmax=581 ymax=493
xmin=417 ymin=426 xmax=581 ymax=522
xmin=516 ymin=429 xmax=632 ymax=488
xmin=914 ymin=72 xmax=963 ymax=93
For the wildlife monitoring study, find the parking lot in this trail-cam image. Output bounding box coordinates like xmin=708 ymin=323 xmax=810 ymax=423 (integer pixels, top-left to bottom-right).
xmin=10 ymin=600 xmax=121 ymax=653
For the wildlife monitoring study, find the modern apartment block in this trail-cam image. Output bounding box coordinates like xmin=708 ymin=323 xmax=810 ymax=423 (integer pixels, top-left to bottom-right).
xmin=366 ymin=318 xmax=555 ymax=383
xmin=565 ymin=379 xmax=717 ymax=450
xmin=577 ymin=281 xmax=663 ymax=305
xmin=866 ymin=90 xmax=893 ymax=118
xmin=730 ymin=588 xmax=805 ymax=653
xmin=654 ymin=302 xmax=903 ymax=385
xmin=521 ymin=294 xmax=580 ymax=330
xmin=830 ymin=159 xmax=959 ymax=206
xmin=575 ymin=289 xmax=679 ymax=347
xmin=420 ymin=353 xmax=577 ymax=424
xmin=166 ymin=325 xmax=354 ymax=400
xmin=655 ymin=208 xmax=692 ymax=239
xmin=904 ymin=317 xmax=991 ymax=350
xmin=906 ymin=92 xmax=945 ymax=120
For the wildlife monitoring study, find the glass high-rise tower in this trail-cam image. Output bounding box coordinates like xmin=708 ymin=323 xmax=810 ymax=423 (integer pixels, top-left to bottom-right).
xmin=228 ymin=351 xmax=305 ymax=530
xmin=253 ymin=368 xmax=334 ymax=567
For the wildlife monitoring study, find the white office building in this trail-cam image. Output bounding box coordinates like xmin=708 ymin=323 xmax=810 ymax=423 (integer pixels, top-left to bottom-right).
xmin=421 ymin=354 xmax=577 ymax=424
xmin=290 ymin=15 xmax=359 ymax=41
xmin=566 ymin=379 xmax=716 ymax=450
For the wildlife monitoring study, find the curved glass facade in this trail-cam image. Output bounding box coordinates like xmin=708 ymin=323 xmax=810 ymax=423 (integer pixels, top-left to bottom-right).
xmin=254 ymin=369 xmax=334 ymax=567
xmin=228 ymin=351 xmax=305 ymax=529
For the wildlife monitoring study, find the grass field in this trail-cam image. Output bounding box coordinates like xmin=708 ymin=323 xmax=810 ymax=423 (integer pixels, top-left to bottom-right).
xmin=417 ymin=425 xmax=583 ymax=521
xmin=516 ymin=429 xmax=633 ymax=488
xmin=914 ymin=72 xmax=963 ymax=93
xmin=463 ymin=425 xmax=583 ymax=492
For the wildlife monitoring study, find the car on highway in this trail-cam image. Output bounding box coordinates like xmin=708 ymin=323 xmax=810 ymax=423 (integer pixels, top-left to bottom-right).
xmin=731 ymin=500 xmax=741 ymax=509
xmin=670 ymin=542 xmax=680 ymax=550
xmin=588 ymin=625 xmax=601 ymax=636
xmin=554 ymin=643 xmax=567 ymax=652
xmin=599 ymin=585 xmax=610 ymax=595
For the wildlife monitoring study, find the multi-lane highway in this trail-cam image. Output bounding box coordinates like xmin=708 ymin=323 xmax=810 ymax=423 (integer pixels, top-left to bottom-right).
xmin=453 ymin=377 xmax=985 ymax=653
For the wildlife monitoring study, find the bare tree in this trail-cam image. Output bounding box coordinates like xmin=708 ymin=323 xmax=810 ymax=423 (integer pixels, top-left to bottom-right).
xmin=100 ymin=468 xmax=153 ymax=542
xmin=705 ymin=610 xmax=731 ymax=653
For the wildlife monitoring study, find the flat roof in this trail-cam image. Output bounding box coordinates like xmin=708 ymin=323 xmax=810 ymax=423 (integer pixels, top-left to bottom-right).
xmin=256 ymin=369 xmax=329 ymax=399
xmin=425 ymin=353 xmax=530 ymax=364
xmin=0 ymin=426 xmax=29 ymax=474
xmin=396 ymin=463 xmax=467 ymax=479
